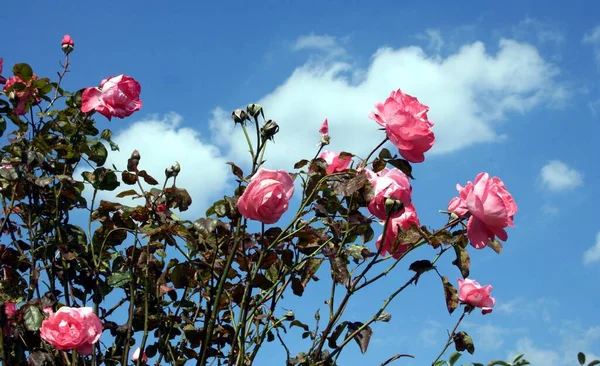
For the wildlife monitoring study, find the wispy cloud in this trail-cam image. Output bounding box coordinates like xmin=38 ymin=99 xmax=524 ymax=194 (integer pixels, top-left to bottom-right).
xmin=415 ymin=29 xmax=444 ymax=53
xmin=512 ymin=18 xmax=565 ymax=45
xmin=583 ymin=25 xmax=600 ymax=66
xmin=539 ymin=160 xmax=583 ymax=192
xmin=583 ymin=231 xmax=600 ymax=265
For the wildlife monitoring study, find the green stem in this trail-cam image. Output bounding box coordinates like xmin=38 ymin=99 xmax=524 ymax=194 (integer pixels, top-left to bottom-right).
xmin=360 ymin=137 xmax=388 ymax=168
xmin=431 ymin=309 xmax=468 ymax=365
xmin=241 ymin=123 xmax=255 ymax=161
xmin=198 ymin=220 xmax=243 ymax=365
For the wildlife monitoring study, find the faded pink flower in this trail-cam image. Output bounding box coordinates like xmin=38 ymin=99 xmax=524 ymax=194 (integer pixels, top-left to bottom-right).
xmin=81 ymin=75 xmax=142 ymax=120
xmin=447 ymin=173 xmax=517 ymax=249
xmin=3 ymin=74 xmax=40 ymax=115
xmin=0 ymin=58 xmax=5 ymax=84
xmin=39 ymin=306 xmax=103 ymax=355
xmin=131 ymin=347 xmax=148 ymax=363
xmin=237 ymin=168 xmax=295 ymax=224
xmin=363 ymin=167 xmax=412 ymax=219
xmin=319 ymin=118 xmax=329 ymax=135
xmin=4 ymin=302 xmax=16 ymax=318
xmin=369 ymin=89 xmax=435 ymax=163
xmin=458 ymin=278 xmax=495 ymax=315
xmin=160 ymin=284 xmax=174 ymax=295
xmin=320 ymin=151 xmax=351 ymax=175
xmin=375 ymin=203 xmax=420 ymax=259
xmin=156 ymin=204 xmax=167 ymax=213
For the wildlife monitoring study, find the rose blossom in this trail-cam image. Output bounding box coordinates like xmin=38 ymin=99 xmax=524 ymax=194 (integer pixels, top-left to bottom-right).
xmin=3 ymin=74 xmax=40 ymax=115
xmin=369 ymin=89 xmax=435 ymax=163
xmin=458 ymin=278 xmax=495 ymax=315
xmin=320 ymin=151 xmax=351 ymax=175
xmin=375 ymin=203 xmax=420 ymax=259
xmin=447 ymin=172 xmax=517 ymax=249
xmin=81 ymin=75 xmax=142 ymax=120
xmin=4 ymin=302 xmax=16 ymax=318
xmin=237 ymin=168 xmax=295 ymax=224
xmin=39 ymin=306 xmax=103 ymax=355
xmin=363 ymin=167 xmax=412 ymax=219
xmin=131 ymin=347 xmax=148 ymax=363
xmin=61 ymin=34 xmax=74 ymax=47
xmin=0 ymin=58 xmax=6 ymax=84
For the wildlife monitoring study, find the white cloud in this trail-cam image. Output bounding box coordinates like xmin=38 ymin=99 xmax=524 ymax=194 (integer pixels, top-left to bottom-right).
xmin=293 ymin=34 xmax=347 ymax=59
xmin=415 ymin=29 xmax=444 ymax=54
xmin=583 ymin=25 xmax=600 ymax=66
xmin=583 ymin=232 xmax=600 ymax=265
xmin=539 ymin=160 xmax=583 ymax=192
xmin=510 ymin=324 xmax=600 ymax=365
xmin=495 ymin=297 xmax=557 ymax=322
xmin=77 ymin=113 xmax=231 ymax=218
xmin=211 ymin=35 xmax=566 ymax=171
xmin=512 ymin=18 xmax=565 ymax=45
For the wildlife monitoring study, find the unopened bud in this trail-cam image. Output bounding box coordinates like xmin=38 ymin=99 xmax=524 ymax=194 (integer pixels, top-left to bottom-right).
xmin=246 ymin=103 xmax=263 ymax=119
xmin=376 ymin=311 xmax=392 ymax=322
xmin=260 ymin=120 xmax=279 ymax=142
xmin=284 ymin=310 xmax=295 ymax=320
xmin=232 ymin=109 xmax=249 ymax=124
xmin=384 ymin=198 xmax=404 ymax=216
xmin=165 ymin=162 xmax=180 ymax=179
xmin=61 ymin=35 xmax=74 ymax=56
xmin=127 ymin=150 xmax=140 ymax=172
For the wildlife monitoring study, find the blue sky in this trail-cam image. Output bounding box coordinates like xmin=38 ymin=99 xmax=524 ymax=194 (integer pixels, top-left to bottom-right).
xmin=3 ymin=0 xmax=600 ymax=364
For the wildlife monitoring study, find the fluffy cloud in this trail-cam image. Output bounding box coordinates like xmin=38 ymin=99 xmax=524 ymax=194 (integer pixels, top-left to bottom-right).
xmin=77 ymin=113 xmax=231 ymax=218
xmin=539 ymin=160 xmax=583 ymax=192
xmin=211 ymin=34 xmax=566 ymax=171
xmin=583 ymin=232 xmax=600 ymax=265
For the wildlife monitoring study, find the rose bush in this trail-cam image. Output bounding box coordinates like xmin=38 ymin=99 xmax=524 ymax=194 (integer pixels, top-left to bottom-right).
xmin=0 ymin=34 xmax=569 ymax=366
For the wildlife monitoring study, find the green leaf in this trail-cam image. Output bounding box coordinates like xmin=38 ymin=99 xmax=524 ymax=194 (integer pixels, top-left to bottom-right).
xmin=378 ymin=148 xmax=393 ymax=159
xmin=387 ymin=158 xmax=414 ymax=179
xmin=588 ymin=361 xmax=600 ymax=366
xmin=294 ymin=159 xmax=310 ymax=169
xmin=116 ymin=189 xmax=139 ymax=198
xmin=579 ymin=352 xmax=586 ymax=365
xmin=0 ymin=117 xmax=6 ymax=138
xmin=442 ymin=276 xmax=459 ymax=314
xmin=488 ymin=239 xmax=503 ymax=254
xmin=13 ymin=63 xmax=33 ymax=82
xmin=448 ymin=352 xmax=461 ymax=366
xmin=94 ymin=168 xmax=120 ymax=191
xmin=108 ymin=272 xmax=132 ymax=288
xmin=88 ymin=140 xmax=108 ymax=166
xmin=433 ymin=361 xmax=448 ymax=366
xmin=453 ymin=331 xmax=474 ymax=354
xmin=23 ymin=306 xmax=44 ymax=331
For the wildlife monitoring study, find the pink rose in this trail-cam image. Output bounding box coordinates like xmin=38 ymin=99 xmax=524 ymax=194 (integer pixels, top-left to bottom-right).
xmin=376 ymin=203 xmax=420 ymax=259
xmin=320 ymin=151 xmax=351 ymax=175
xmin=458 ymin=278 xmax=495 ymax=315
xmin=61 ymin=34 xmax=74 ymax=47
xmin=0 ymin=58 xmax=6 ymax=84
xmin=237 ymin=168 xmax=295 ymax=224
xmin=4 ymin=74 xmax=40 ymax=115
xmin=81 ymin=75 xmax=142 ymax=120
xmin=369 ymin=89 xmax=435 ymax=163
xmin=39 ymin=306 xmax=103 ymax=355
xmin=319 ymin=118 xmax=329 ymax=135
xmin=364 ymin=168 xmax=412 ymax=219
xmin=4 ymin=302 xmax=16 ymax=318
xmin=131 ymin=347 xmax=148 ymax=363
xmin=447 ymin=173 xmax=517 ymax=249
